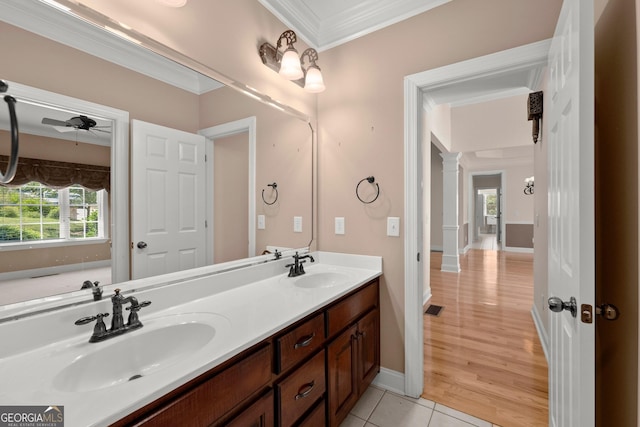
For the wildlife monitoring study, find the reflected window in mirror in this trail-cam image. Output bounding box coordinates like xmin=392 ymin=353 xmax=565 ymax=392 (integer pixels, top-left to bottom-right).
xmin=0 ymin=183 xmax=107 ymax=243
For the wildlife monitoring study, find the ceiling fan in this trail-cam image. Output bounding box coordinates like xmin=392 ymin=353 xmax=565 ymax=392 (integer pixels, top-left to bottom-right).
xmin=41 ymin=115 xmax=111 ymax=134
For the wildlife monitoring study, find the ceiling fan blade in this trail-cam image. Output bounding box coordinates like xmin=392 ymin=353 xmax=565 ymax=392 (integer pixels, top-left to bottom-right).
xmin=42 ymin=117 xmax=69 ymax=127
xmin=53 ymin=127 xmax=78 ymax=133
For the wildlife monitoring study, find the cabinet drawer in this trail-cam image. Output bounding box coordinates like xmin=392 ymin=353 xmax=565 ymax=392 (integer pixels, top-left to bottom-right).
xmin=225 ymin=389 xmax=274 ymax=427
xmin=276 ymin=313 xmax=324 ymax=373
xmin=136 ymin=344 xmax=272 ymax=427
xmin=326 ymin=281 xmax=378 ymax=337
xmin=297 ymin=399 xmax=325 ymax=427
xmin=276 ymin=349 xmax=326 ymax=427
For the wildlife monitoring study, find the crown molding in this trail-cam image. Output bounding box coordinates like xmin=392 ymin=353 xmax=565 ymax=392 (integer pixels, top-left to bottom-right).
xmin=1 ymin=0 xmax=222 ymax=95
xmin=258 ymin=0 xmax=451 ymax=51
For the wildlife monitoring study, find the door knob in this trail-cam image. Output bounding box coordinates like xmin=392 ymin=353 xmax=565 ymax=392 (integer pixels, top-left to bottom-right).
xmin=137 ymin=241 xmax=147 ymax=249
xmin=548 ymin=296 xmax=577 ymax=318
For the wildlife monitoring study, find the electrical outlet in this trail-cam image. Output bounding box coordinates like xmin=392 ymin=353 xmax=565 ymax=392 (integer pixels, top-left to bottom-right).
xmin=257 ymin=215 xmax=265 ymax=230
xmin=335 ymin=217 xmax=345 ymax=235
xmin=387 ymin=217 xmax=400 ymax=237
xmin=293 ymin=216 xmax=303 ymax=233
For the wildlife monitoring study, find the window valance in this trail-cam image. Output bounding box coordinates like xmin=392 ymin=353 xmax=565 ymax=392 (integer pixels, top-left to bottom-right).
xmin=0 ymin=155 xmax=110 ymax=192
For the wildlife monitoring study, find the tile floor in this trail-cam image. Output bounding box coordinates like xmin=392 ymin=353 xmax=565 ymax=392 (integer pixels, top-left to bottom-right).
xmin=340 ymin=386 xmax=500 ymax=427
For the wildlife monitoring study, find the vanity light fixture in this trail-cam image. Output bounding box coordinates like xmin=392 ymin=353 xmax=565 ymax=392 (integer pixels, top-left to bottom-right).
xmin=259 ymin=30 xmax=326 ymax=93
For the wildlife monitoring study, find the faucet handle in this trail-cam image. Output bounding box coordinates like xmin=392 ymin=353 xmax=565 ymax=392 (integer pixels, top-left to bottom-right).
xmin=75 ymin=312 xmax=110 ymax=325
xmin=126 ymin=301 xmax=150 ymax=327
xmin=126 ymin=300 xmax=152 ymax=312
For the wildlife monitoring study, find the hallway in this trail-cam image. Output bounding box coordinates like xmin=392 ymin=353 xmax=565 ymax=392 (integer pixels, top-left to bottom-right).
xmin=423 ymin=250 xmax=548 ymax=426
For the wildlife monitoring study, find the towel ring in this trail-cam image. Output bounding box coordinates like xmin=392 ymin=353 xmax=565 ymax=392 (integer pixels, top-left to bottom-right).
xmin=0 ymin=80 xmax=19 ymax=184
xmin=262 ymin=182 xmax=278 ymax=205
xmin=356 ymin=176 xmax=380 ymax=204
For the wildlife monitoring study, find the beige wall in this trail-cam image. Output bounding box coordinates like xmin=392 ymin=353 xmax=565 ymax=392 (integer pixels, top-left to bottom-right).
xmin=7 ymin=0 xmax=562 ymax=376
xmin=0 ymin=23 xmax=200 ymax=134
xmin=213 ymin=133 xmax=249 ymax=263
xmin=200 ymin=87 xmax=314 ymax=253
xmin=318 ymin=0 xmax=562 ymax=372
xmin=451 ymin=95 xmax=532 ymax=152
xmin=79 ymin=0 xmax=317 ymax=120
xmin=430 ymin=144 xmax=443 ymax=250
xmin=503 ymin=164 xmax=534 ymax=223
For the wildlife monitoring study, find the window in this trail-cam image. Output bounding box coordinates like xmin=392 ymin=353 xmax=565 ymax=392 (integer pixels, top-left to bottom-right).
xmin=0 ymin=182 xmax=107 ymax=244
xmin=484 ymin=193 xmax=497 ymax=216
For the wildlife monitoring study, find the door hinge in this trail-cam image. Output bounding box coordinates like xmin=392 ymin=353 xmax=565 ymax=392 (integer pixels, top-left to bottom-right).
xmin=204 ymin=154 xmax=207 ymax=162
xmin=205 ymin=220 xmax=208 ymax=228
xmin=417 ymin=252 xmax=421 ymax=262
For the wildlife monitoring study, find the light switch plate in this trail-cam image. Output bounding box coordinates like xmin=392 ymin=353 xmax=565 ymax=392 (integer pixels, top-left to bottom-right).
xmin=257 ymin=215 xmax=265 ymax=230
xmin=387 ymin=217 xmax=400 ymax=237
xmin=335 ymin=217 xmax=345 ymax=235
xmin=293 ymin=216 xmax=303 ymax=233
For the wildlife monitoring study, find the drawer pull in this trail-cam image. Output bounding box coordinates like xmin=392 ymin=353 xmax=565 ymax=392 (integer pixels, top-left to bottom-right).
xmin=294 ymin=333 xmax=315 ymax=349
xmin=294 ymin=381 xmax=315 ymax=400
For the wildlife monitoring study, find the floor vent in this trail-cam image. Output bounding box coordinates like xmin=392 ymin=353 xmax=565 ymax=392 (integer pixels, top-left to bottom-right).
xmin=425 ymin=304 xmax=444 ymax=317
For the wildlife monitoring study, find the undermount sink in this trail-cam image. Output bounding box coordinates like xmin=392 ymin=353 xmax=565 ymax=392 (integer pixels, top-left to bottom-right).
xmin=290 ymin=271 xmax=352 ymax=289
xmin=53 ymin=313 xmax=229 ymax=392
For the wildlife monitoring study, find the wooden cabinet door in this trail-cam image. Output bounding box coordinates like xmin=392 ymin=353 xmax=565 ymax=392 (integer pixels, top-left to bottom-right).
xmin=327 ymin=324 xmax=358 ymax=426
xmin=357 ymin=308 xmax=380 ymax=391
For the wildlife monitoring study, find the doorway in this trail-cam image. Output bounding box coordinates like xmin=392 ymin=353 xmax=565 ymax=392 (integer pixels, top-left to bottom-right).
xmin=402 ymin=40 xmax=550 ymax=399
xmin=471 ymin=173 xmax=503 ymax=251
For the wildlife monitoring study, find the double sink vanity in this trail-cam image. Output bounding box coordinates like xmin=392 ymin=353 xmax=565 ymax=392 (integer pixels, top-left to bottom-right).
xmin=0 ymin=251 xmax=382 ymax=426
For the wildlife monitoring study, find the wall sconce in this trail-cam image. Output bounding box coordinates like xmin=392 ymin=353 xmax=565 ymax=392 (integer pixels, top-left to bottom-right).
xmin=527 ymin=91 xmax=543 ymax=143
xmin=259 ymin=30 xmax=325 ymax=93
xmin=524 ymin=176 xmax=534 ymax=195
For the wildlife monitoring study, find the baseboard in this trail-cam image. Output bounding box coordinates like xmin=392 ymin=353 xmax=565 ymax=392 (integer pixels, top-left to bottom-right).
xmin=372 ymin=367 xmax=405 ymax=395
xmin=430 ymin=245 xmax=443 ymax=252
xmin=0 ymin=259 xmax=111 ymax=281
xmin=423 ymin=291 xmax=432 ymax=308
xmin=459 ymin=245 xmax=470 ymax=254
xmin=503 ymin=246 xmax=534 ymax=254
xmin=531 ymin=304 xmax=550 ymax=363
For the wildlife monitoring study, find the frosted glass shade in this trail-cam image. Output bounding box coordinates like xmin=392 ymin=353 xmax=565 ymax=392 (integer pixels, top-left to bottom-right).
xmin=279 ymin=48 xmax=303 ymax=80
xmin=304 ymin=66 xmax=325 ymax=93
xmin=155 ymin=0 xmax=187 ymax=6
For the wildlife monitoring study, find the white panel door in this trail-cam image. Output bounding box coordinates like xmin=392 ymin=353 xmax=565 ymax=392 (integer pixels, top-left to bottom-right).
xmin=546 ymin=0 xmax=594 ymax=425
xmin=131 ymin=120 xmax=206 ymax=279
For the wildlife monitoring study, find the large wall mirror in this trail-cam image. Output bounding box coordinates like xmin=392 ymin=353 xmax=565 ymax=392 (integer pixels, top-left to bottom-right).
xmin=0 ymin=1 xmax=313 ymax=309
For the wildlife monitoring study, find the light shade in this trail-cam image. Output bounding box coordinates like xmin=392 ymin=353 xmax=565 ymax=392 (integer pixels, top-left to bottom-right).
xmin=304 ymin=66 xmax=325 ymax=93
xmin=155 ymin=0 xmax=188 ymax=6
xmin=279 ymin=48 xmax=304 ymax=80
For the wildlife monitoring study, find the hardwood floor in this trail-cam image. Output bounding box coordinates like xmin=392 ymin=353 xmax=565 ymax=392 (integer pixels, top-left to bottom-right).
xmin=423 ymin=250 xmax=548 ymax=427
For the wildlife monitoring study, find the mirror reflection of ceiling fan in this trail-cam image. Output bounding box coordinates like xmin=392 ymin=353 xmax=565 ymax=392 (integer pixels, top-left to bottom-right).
xmin=41 ymin=115 xmax=111 ymax=134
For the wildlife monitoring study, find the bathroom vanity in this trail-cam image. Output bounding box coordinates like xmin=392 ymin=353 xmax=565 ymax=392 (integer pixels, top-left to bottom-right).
xmin=0 ymin=251 xmax=382 ymax=427
xmin=113 ymin=277 xmax=379 ymax=427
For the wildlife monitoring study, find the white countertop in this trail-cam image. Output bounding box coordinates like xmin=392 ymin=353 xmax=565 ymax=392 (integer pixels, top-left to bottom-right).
xmin=0 ymin=251 xmax=382 ymax=427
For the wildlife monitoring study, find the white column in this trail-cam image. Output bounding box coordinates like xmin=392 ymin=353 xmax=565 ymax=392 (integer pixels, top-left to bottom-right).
xmin=440 ymin=152 xmax=461 ymax=272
